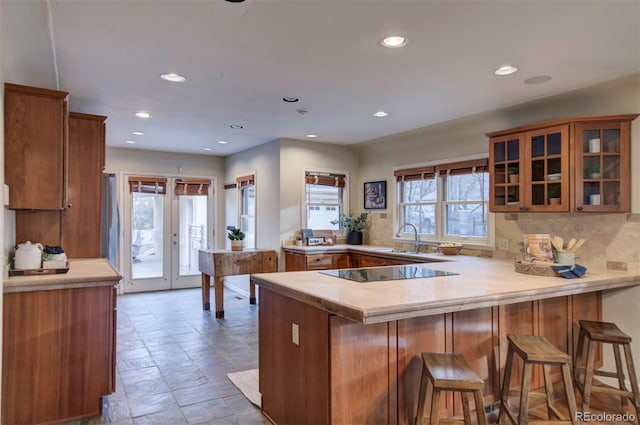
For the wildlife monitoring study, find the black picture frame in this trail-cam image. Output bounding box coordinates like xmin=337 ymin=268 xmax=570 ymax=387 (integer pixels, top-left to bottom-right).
xmin=364 ymin=181 xmax=387 ymax=209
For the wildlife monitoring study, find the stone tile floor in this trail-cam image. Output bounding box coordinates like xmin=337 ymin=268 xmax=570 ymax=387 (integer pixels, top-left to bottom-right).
xmin=70 ymin=288 xmax=270 ymax=425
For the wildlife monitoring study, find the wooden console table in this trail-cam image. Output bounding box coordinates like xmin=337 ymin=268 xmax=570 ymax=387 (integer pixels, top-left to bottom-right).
xmin=198 ymin=249 xmax=278 ymax=318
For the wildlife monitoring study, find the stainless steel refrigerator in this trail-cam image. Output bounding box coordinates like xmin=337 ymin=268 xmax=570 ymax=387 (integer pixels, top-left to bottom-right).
xmin=101 ymin=173 xmax=119 ymax=267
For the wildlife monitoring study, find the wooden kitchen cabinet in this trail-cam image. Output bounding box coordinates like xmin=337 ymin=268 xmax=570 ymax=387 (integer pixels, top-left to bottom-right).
xmin=4 ymin=83 xmax=69 ymax=210
xmin=2 ymin=284 xmax=116 ymax=425
xmin=284 ymin=250 xmax=351 ymax=271
xmin=62 ymin=112 xmax=107 ymax=257
xmin=349 ymin=252 xmax=411 ymax=268
xmin=488 ymin=115 xmax=638 ymax=213
xmin=489 ymin=124 xmax=570 ymax=212
xmin=573 ymin=118 xmax=633 ymax=212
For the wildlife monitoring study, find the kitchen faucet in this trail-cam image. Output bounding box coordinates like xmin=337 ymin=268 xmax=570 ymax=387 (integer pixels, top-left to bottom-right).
xmin=396 ymin=223 xmax=420 ymax=253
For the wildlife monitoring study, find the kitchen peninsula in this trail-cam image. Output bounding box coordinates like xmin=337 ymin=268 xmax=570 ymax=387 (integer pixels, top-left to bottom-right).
xmin=252 ymin=251 xmax=640 ymax=424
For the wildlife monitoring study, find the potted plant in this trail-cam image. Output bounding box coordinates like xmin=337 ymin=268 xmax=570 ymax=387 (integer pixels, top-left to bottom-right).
xmin=331 ymin=213 xmax=369 ymax=245
xmin=548 ymin=185 xmax=561 ymax=205
xmin=587 ymin=165 xmax=600 ymax=179
xmin=227 ymin=227 xmax=245 ymax=251
xmin=508 ymin=166 xmax=519 ymax=184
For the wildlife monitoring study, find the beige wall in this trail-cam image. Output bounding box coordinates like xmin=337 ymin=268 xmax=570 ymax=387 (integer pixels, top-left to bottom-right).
xmin=279 ymin=138 xmax=359 ymax=243
xmin=105 ymin=147 xmax=226 ymax=249
xmin=225 ymin=140 xmax=280 ymax=251
xmin=353 ymin=73 xmax=640 ymax=374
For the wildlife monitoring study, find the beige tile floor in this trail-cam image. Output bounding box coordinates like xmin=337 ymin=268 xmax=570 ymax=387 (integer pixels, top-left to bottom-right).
xmin=69 ymin=288 xmax=269 ymax=425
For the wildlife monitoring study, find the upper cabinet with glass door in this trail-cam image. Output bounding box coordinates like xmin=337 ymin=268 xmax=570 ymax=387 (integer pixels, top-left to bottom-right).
xmin=488 ymin=115 xmax=638 ymax=213
xmin=573 ymin=116 xmax=637 ymax=212
xmin=489 ymin=125 xmax=569 ymax=212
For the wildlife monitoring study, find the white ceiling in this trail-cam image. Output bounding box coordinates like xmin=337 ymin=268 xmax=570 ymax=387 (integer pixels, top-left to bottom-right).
xmin=2 ymin=0 xmax=639 ymax=156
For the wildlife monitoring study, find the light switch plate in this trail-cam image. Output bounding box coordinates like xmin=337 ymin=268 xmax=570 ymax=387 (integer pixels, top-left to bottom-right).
xmin=3 ymin=184 xmax=8 ymax=206
xmin=292 ymin=323 xmax=299 ymax=345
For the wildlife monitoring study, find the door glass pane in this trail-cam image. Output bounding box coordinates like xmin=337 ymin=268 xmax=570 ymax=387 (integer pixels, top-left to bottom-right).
xmin=241 ymin=185 xmax=256 ymax=249
xmin=132 ymin=192 xmax=164 ymax=279
xmin=547 ymin=132 xmax=562 ymax=155
xmin=178 ymin=195 xmax=208 ymax=276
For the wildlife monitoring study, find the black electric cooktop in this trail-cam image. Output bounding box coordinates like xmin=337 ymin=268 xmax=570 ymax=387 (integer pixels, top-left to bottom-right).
xmin=319 ymin=265 xmax=458 ymax=283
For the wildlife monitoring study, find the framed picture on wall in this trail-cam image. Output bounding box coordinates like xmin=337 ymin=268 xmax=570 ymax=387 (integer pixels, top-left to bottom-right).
xmin=364 ymin=181 xmax=386 ymax=209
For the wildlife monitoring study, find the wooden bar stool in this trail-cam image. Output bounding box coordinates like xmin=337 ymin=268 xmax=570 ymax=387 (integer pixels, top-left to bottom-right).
xmin=574 ymin=320 xmax=640 ymax=419
xmin=416 ymin=352 xmax=487 ymax=425
xmin=498 ymin=334 xmax=578 ymax=425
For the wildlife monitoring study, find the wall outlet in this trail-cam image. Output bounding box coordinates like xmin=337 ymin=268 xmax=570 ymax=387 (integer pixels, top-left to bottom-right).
xmin=292 ymin=323 xmax=299 ymax=345
xmin=497 ymin=238 xmax=509 ymax=251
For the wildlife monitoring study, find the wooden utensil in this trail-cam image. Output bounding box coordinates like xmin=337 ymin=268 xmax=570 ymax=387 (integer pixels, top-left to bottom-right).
xmin=566 ymin=238 xmax=577 ymax=252
xmin=551 ymin=236 xmax=564 ymax=252
xmin=571 ymin=239 xmax=585 ymax=252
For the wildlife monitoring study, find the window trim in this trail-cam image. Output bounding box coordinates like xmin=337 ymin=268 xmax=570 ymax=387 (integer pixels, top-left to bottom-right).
xmin=394 ymin=155 xmax=494 ymax=248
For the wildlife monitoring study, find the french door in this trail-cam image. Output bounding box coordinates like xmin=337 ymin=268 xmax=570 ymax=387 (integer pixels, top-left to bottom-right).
xmin=123 ymin=175 xmax=214 ymax=293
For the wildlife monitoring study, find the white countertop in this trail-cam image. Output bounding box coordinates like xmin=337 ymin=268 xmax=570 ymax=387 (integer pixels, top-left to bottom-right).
xmin=4 ymin=258 xmax=122 ymax=293
xmin=253 ymin=253 xmax=640 ymax=324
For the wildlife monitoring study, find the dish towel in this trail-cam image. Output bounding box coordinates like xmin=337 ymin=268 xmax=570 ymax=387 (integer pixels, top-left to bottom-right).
xmin=551 ymin=264 xmax=587 ymax=279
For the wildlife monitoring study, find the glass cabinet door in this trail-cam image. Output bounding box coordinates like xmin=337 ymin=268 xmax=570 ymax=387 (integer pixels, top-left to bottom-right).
xmin=574 ymin=121 xmax=630 ymax=212
xmin=525 ymin=125 xmax=569 ymax=212
xmin=490 ymin=134 xmax=523 ymax=211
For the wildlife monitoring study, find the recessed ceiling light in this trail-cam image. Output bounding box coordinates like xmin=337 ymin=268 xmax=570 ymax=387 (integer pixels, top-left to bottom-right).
xmin=494 ymin=65 xmax=518 ymax=76
xmin=135 ymin=111 xmax=152 ymax=118
xmin=125 ymin=140 xmax=136 ymax=144
xmin=282 ymin=97 xmax=299 ymax=103
xmin=132 ymin=131 xmax=144 ymax=136
xmin=203 ymin=147 xmax=212 ymax=151
xmin=160 ymin=73 xmax=186 ymax=83
xmin=305 ymin=134 xmax=318 ymax=138
xmin=373 ymin=111 xmax=389 ymax=117
xmin=230 ymin=124 xmax=244 ymax=129
xmin=217 ymin=140 xmax=228 ymax=145
xmin=380 ymin=36 xmax=408 ymax=48
xmin=524 ymin=75 xmax=552 ymax=85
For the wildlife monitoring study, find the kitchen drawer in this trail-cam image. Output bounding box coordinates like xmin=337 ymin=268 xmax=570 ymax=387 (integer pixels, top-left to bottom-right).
xmin=306 ymin=254 xmax=333 ymax=270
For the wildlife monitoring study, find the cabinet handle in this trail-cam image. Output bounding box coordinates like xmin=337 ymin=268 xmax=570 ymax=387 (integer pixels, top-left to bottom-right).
xmin=316 ymin=257 xmax=322 ymax=261
xmin=577 ymin=206 xmax=583 ymax=211
xmin=66 ymin=203 xmax=72 ymax=209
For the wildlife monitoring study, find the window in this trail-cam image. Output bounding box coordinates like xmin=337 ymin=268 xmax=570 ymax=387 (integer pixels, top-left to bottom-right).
xmin=237 ymin=175 xmax=256 ymax=249
xmin=396 ymin=159 xmax=490 ymax=244
xmin=305 ymin=172 xmax=346 ymax=230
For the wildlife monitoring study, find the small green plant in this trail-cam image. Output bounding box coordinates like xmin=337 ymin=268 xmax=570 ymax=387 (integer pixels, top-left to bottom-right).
xmin=330 ymin=213 xmax=369 ymax=232
xmin=227 ymin=227 xmax=246 ymax=241
xmin=508 ymin=166 xmax=519 ymax=175
xmin=587 ymin=165 xmax=600 ymax=177
xmin=548 ymin=185 xmax=561 ymax=198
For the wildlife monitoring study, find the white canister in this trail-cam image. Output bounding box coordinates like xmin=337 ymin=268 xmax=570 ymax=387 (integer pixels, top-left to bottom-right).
xmin=555 ymin=252 xmax=575 ymax=266
xmin=14 ymin=241 xmax=43 ymax=270
xmin=588 ymin=138 xmax=601 ymax=153
xmin=589 ymin=194 xmax=601 ymax=206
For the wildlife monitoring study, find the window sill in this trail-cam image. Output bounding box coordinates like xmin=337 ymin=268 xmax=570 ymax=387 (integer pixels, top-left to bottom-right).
xmin=392 ymin=236 xmax=496 ymax=251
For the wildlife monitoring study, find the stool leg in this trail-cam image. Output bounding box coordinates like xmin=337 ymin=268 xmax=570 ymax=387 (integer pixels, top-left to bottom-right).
xmin=561 ymin=362 xmax=579 ymax=425
xmin=623 ymin=343 xmax=640 ymax=418
xmin=574 ymin=326 xmax=586 ymax=389
xmin=542 ymin=364 xmax=555 ymax=419
xmin=429 ymin=389 xmax=441 ymax=425
xmin=582 ymin=338 xmax=596 ymax=412
xmin=498 ymin=346 xmax=515 ymax=425
xmin=461 ymin=392 xmax=472 ymax=425
xmin=416 ymin=363 xmax=430 ymax=425
xmin=518 ymin=362 xmax=532 ymax=425
xmin=473 ymin=389 xmax=487 ymax=425
xmin=613 ymin=343 xmax=629 ymax=407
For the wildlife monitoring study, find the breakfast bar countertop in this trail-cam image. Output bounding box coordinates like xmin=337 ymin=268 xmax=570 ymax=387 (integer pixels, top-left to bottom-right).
xmin=252 ymin=254 xmax=640 ymax=324
xmin=4 ymin=258 xmax=122 ymax=293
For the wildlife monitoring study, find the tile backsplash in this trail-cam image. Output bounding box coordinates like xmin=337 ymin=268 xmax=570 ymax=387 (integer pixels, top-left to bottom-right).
xmin=495 ymin=212 xmax=640 ymax=272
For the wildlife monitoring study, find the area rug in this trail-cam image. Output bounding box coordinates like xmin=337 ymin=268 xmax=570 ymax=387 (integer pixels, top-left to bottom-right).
xmin=227 ymin=368 xmax=261 ymax=407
